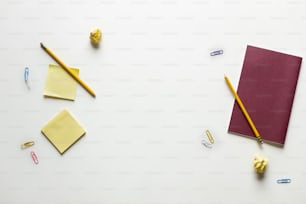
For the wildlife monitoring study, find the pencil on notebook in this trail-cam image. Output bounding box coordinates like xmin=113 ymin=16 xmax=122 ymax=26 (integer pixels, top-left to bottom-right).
xmin=224 ymin=75 xmax=263 ymax=144
xmin=40 ymin=42 xmax=96 ymax=98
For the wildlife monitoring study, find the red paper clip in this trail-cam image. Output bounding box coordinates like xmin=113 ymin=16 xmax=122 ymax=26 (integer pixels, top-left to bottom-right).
xmin=30 ymin=151 xmax=39 ymax=164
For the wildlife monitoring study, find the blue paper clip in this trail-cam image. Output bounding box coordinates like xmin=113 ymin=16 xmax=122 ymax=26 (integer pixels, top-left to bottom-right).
xmin=277 ymin=178 xmax=291 ymax=184
xmin=24 ymin=67 xmax=29 ymax=82
xmin=210 ymin=50 xmax=223 ymax=56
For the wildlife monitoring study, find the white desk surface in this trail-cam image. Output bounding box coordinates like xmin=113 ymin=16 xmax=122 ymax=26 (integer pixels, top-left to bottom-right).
xmin=1 ymin=1 xmax=306 ymax=203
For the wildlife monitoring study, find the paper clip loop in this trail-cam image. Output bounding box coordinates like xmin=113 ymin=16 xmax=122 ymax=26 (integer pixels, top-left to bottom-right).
xmin=30 ymin=151 xmax=39 ymax=164
xmin=205 ymin=130 xmax=214 ymax=144
xmin=277 ymin=178 xmax=291 ymax=184
xmin=24 ymin=67 xmax=29 ymax=82
xmin=210 ymin=50 xmax=223 ymax=56
xmin=201 ymin=139 xmax=212 ymax=148
xmin=21 ymin=141 xmax=35 ymax=149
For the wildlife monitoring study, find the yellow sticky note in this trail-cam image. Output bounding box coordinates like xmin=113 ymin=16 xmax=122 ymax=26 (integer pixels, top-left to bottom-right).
xmin=44 ymin=64 xmax=79 ymax=100
xmin=41 ymin=109 xmax=86 ymax=154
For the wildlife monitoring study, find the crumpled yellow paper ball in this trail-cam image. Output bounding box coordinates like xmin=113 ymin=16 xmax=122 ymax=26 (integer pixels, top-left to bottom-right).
xmin=253 ymin=155 xmax=268 ymax=174
xmin=90 ymin=28 xmax=102 ymax=44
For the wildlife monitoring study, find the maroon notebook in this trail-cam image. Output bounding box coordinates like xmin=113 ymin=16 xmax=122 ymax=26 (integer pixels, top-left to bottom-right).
xmin=228 ymin=45 xmax=302 ymax=145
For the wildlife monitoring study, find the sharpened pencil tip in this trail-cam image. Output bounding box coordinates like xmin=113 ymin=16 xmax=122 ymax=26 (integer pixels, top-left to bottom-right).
xmin=40 ymin=42 xmax=46 ymax=50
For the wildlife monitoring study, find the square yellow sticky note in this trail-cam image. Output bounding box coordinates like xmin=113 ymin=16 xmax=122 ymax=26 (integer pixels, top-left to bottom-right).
xmin=44 ymin=64 xmax=79 ymax=100
xmin=41 ymin=109 xmax=86 ymax=154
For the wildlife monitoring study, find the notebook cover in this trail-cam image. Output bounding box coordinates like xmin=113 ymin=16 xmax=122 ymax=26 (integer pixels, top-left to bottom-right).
xmin=228 ymin=45 xmax=302 ymax=145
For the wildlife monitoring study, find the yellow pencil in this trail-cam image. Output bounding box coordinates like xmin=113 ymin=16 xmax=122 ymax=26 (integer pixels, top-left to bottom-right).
xmin=224 ymin=75 xmax=263 ymax=144
xmin=40 ymin=43 xmax=96 ymax=98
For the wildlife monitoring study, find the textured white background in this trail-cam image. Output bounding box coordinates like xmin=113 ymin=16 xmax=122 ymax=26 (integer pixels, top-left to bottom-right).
xmin=1 ymin=0 xmax=306 ymax=203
